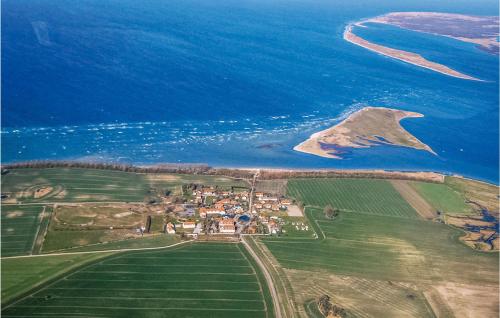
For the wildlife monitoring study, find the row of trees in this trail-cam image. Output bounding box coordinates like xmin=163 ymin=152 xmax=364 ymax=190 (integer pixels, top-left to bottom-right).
xmin=2 ymin=161 xmax=211 ymax=174
xmin=2 ymin=161 xmax=442 ymax=183
xmin=318 ymin=294 xmax=347 ymax=318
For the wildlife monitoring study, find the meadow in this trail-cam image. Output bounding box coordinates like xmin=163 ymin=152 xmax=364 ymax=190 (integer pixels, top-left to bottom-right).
xmin=1 ymin=168 xmax=248 ymax=203
xmin=409 ymin=181 xmax=473 ymax=215
xmin=260 ymin=178 xmax=499 ymax=317
xmin=2 ymin=242 xmax=275 ymax=318
xmin=1 ymin=205 xmax=45 ymax=256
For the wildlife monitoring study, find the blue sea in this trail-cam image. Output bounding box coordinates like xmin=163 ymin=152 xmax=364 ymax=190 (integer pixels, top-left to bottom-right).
xmin=2 ymin=0 xmax=499 ymax=183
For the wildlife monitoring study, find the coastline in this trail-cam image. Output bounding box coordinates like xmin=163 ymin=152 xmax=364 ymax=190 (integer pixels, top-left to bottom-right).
xmin=4 ymin=160 xmax=500 ymax=186
xmin=343 ymin=24 xmax=480 ymax=81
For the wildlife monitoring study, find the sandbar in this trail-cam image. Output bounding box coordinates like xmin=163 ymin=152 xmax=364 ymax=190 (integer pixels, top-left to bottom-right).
xmin=294 ymin=106 xmax=436 ymax=159
xmin=344 ymin=25 xmax=480 ymax=81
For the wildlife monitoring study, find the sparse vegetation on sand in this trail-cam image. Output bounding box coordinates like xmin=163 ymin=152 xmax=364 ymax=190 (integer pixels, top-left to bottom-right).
xmin=293 ymin=107 xmax=436 ymax=159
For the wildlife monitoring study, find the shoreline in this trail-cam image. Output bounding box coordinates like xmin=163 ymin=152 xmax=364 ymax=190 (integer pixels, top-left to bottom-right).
xmin=343 ymin=24 xmax=480 ymax=81
xmin=3 ymin=160 xmax=499 ymax=186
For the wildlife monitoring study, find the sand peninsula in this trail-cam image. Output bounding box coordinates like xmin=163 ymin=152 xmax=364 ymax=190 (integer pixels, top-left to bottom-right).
xmin=366 ymin=12 xmax=499 ymax=55
xmin=294 ymin=107 xmax=436 ymax=159
xmin=344 ymin=25 xmax=480 ymax=81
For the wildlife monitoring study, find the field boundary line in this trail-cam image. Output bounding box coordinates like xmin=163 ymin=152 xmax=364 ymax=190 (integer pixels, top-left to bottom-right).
xmin=1 ymin=241 xmax=194 ymax=309
xmin=1 ymin=239 xmax=193 ymax=259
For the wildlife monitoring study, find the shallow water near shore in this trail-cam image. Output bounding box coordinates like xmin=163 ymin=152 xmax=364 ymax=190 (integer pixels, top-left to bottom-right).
xmin=2 ymin=0 xmax=499 ymax=183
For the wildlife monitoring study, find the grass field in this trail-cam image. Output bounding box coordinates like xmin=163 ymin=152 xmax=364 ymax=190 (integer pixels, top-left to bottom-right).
xmin=1 ymin=168 xmax=249 ymax=203
xmin=260 ymin=178 xmax=499 ymax=317
xmin=263 ymin=208 xmax=498 ymax=317
xmin=409 ymin=181 xmax=474 ymax=215
xmin=2 ymin=242 xmax=275 ymax=318
xmin=265 ymin=208 xmax=498 ymax=282
xmin=287 ymin=178 xmax=418 ymax=218
xmin=1 ymin=205 xmax=46 ymax=256
xmin=2 ymin=253 xmax=113 ymax=305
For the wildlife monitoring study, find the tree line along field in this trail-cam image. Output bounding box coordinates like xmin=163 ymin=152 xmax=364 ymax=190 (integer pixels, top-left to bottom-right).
xmin=1 ymin=168 xmax=249 ymax=203
xmin=260 ymin=178 xmax=499 ymax=317
xmin=2 ymin=242 xmax=275 ymax=318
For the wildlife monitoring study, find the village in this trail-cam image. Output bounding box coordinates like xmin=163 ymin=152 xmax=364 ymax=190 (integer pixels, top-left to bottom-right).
xmin=155 ymin=183 xmax=303 ymax=238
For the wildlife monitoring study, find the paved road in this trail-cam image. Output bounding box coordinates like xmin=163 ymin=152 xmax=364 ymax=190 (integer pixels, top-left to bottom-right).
xmin=242 ymin=235 xmax=282 ymax=318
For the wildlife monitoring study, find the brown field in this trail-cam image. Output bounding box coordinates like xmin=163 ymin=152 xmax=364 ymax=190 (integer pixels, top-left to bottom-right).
xmin=390 ymin=180 xmax=436 ymax=219
xmin=33 ymin=186 xmax=53 ymax=198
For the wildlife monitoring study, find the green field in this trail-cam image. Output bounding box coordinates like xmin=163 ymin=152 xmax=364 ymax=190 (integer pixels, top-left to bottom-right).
xmin=259 ymin=178 xmax=499 ymax=317
xmin=287 ymin=178 xmax=418 ymax=218
xmin=410 ymin=181 xmax=474 ymax=215
xmin=2 ymin=253 xmax=113 ymax=305
xmin=2 ymin=242 xmax=275 ymax=318
xmin=1 ymin=205 xmax=45 ymax=256
xmin=265 ymin=207 xmax=498 ymax=282
xmin=1 ymin=168 xmax=249 ymax=203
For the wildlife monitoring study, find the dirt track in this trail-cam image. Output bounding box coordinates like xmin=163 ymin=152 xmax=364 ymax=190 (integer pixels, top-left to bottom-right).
xmin=390 ymin=180 xmax=436 ymax=219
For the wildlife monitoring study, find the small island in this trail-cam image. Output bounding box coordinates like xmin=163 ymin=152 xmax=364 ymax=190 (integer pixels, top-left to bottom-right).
xmin=294 ymin=107 xmax=436 ymax=159
xmin=344 ymin=12 xmax=499 ymax=81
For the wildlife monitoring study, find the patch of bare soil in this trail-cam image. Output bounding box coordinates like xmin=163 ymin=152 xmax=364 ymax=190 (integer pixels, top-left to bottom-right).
xmin=34 ymin=186 xmax=53 ymax=198
xmin=6 ymin=211 xmax=24 ymax=218
xmin=286 ymin=205 xmax=303 ymax=217
xmin=390 ymin=180 xmax=436 ymax=219
xmin=433 ymin=282 xmax=499 ymax=318
xmin=147 ymin=174 xmax=180 ymax=182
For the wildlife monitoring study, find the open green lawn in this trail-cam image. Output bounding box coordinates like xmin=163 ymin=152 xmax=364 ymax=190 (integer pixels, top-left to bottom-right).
xmin=1 ymin=168 xmax=248 ymax=203
xmin=264 ymin=208 xmax=498 ymax=283
xmin=2 ymin=253 xmax=113 ymax=305
xmin=2 ymin=242 xmax=275 ymax=318
xmin=1 ymin=205 xmax=45 ymax=256
xmin=287 ymin=178 xmax=418 ymax=218
xmin=410 ymin=181 xmax=474 ymax=215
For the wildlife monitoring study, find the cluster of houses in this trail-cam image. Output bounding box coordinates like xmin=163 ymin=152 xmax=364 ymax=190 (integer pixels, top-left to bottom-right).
xmin=252 ymin=192 xmax=292 ymax=213
xmin=161 ymin=185 xmax=295 ymax=236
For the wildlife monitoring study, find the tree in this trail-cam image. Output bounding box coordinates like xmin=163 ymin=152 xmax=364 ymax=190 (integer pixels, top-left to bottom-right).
xmin=324 ymin=205 xmax=339 ymax=219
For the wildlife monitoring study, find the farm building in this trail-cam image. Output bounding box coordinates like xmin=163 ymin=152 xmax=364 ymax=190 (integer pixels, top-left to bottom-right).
xmin=219 ymin=219 xmax=236 ymax=234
